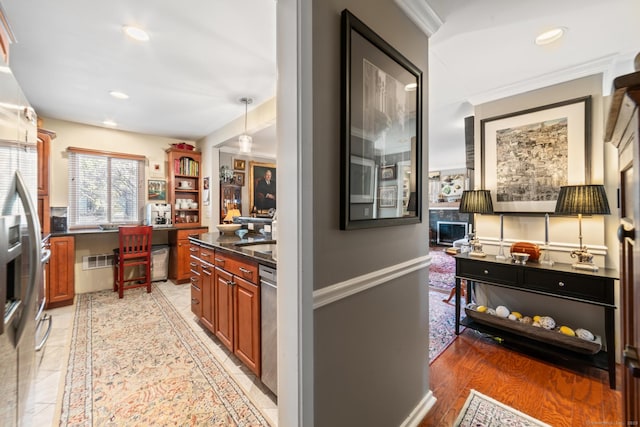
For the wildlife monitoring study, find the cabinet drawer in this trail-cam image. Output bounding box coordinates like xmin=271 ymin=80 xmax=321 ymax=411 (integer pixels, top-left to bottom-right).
xmin=457 ymin=258 xmax=518 ymax=285
xmin=213 ymin=251 xmax=259 ymax=284
xmin=191 ymin=283 xmax=202 ymax=318
xmin=189 ymin=242 xmax=200 ymax=259
xmin=199 ymin=245 xmax=215 ymax=263
xmin=523 ymin=270 xmax=612 ymax=304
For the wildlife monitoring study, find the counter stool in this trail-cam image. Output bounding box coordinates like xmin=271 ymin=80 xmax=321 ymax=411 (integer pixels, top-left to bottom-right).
xmin=113 ymin=225 xmax=153 ymax=298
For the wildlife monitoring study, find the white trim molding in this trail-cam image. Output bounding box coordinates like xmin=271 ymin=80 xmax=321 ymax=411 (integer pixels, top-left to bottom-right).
xmin=313 ymin=254 xmax=431 ymax=309
xmin=400 ymin=390 xmax=437 ymax=427
xmin=395 ymin=0 xmax=443 ymax=37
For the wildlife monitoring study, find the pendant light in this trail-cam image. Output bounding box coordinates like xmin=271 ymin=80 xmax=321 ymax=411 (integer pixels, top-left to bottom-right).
xmin=239 ymin=97 xmax=253 ymax=153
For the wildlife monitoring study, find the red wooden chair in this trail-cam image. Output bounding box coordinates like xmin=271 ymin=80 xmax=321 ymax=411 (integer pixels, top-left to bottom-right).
xmin=113 ymin=225 xmax=153 ymax=298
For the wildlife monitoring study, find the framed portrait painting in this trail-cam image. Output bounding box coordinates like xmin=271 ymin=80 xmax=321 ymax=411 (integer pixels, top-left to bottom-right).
xmin=340 ymin=9 xmax=422 ymax=229
xmin=481 ymin=96 xmax=591 ymax=213
xmin=249 ymin=161 xmax=276 ymax=214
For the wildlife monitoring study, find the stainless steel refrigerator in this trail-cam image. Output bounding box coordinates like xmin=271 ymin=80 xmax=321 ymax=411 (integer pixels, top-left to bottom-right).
xmin=0 ymin=57 xmax=43 ymax=426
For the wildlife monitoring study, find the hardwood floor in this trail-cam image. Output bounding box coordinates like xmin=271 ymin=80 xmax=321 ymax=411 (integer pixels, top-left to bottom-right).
xmin=421 ymin=329 xmax=622 ymax=426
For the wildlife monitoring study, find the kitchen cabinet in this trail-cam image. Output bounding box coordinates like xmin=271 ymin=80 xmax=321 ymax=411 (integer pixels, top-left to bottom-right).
xmin=46 ymin=236 xmax=75 ymax=308
xmin=169 ymin=227 xmax=207 ymax=284
xmin=213 ymin=250 xmax=261 ymax=376
xmin=167 ymin=147 xmax=202 ymax=227
xmin=37 ymin=128 xmax=55 ymax=234
xmin=220 ymin=183 xmax=242 ymax=223
xmin=189 ymin=242 xmax=202 ymax=318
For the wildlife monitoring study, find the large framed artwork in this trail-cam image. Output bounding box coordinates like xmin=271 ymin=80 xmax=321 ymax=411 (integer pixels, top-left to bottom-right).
xmin=249 ymin=161 xmax=276 ymax=215
xmin=340 ymin=9 xmax=422 ymax=229
xmin=481 ymin=96 xmax=591 ymax=213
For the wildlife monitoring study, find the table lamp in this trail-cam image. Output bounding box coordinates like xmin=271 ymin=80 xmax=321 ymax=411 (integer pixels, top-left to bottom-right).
xmin=223 ymin=208 xmax=241 ymax=223
xmin=459 ymin=190 xmax=494 ymax=257
xmin=554 ymin=184 xmax=610 ymax=271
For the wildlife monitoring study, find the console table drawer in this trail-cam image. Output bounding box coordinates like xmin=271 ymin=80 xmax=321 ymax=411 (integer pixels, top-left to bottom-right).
xmin=523 ymin=270 xmax=612 ymax=304
xmin=457 ymin=259 xmax=518 ymax=285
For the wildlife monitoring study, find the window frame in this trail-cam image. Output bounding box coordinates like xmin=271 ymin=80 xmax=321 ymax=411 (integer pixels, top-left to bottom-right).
xmin=67 ymin=147 xmax=146 ymax=229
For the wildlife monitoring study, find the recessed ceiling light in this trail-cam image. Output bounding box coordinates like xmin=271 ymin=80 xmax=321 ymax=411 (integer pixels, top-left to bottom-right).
xmin=404 ymin=82 xmax=418 ymax=91
xmin=109 ymin=90 xmax=129 ymax=100
xmin=122 ymin=25 xmax=149 ymax=42
xmin=103 ymin=120 xmax=117 ymax=127
xmin=535 ymin=27 xmax=565 ymax=46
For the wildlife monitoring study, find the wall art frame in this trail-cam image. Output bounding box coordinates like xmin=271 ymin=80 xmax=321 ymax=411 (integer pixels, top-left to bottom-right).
xmin=147 ymin=179 xmax=166 ymax=201
xmin=481 ymin=96 xmax=591 ymax=213
xmin=249 ymin=161 xmax=276 ymax=215
xmin=340 ymin=9 xmax=422 ymax=229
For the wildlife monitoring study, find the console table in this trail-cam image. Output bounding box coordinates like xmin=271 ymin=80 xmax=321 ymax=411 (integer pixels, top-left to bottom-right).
xmin=454 ymin=253 xmax=618 ymax=389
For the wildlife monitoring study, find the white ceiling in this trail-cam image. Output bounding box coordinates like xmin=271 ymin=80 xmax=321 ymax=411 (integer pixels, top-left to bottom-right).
xmin=2 ymin=0 xmax=640 ymax=167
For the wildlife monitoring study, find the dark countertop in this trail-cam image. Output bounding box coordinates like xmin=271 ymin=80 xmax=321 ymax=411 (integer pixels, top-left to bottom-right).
xmin=189 ymin=232 xmax=277 ymax=268
xmin=50 ymin=225 xmax=206 ymax=237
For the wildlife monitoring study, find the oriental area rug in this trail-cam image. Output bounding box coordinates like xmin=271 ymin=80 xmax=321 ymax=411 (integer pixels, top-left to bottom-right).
xmin=454 ymin=389 xmax=552 ymax=427
xmin=428 ymin=246 xmax=456 ymax=293
xmin=429 ymin=290 xmax=461 ymax=364
xmin=59 ymin=286 xmax=269 ymax=426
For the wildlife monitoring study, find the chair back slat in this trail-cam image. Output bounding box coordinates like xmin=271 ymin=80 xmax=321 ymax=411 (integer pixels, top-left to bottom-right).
xmin=119 ymin=226 xmax=153 ymax=258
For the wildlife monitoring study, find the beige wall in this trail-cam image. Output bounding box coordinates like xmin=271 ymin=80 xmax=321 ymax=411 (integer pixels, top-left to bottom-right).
xmin=41 ymin=117 xmax=194 ymax=293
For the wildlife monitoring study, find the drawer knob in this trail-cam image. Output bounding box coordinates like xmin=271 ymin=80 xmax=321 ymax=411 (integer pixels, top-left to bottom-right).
xmin=558 ymin=281 xmax=565 ymax=287
xmin=484 ymin=270 xmax=489 ymax=274
xmin=191 ymin=298 xmax=199 ymax=305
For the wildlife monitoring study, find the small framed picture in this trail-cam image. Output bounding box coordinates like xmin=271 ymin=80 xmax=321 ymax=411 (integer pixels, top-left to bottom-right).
xmin=233 ymin=172 xmax=245 ymax=186
xmin=378 ymin=186 xmax=398 ymax=208
xmin=380 ymin=164 xmax=397 ymax=181
xmin=234 ymin=159 xmax=246 ymax=170
xmin=148 ymin=179 xmax=166 ymax=201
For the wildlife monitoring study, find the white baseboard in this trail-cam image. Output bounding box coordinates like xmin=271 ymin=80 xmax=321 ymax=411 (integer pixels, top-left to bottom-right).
xmin=399 ymin=390 xmax=437 ymax=427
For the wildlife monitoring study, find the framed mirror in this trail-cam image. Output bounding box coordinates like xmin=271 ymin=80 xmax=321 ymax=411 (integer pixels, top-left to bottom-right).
xmin=340 ymin=9 xmax=422 ymax=230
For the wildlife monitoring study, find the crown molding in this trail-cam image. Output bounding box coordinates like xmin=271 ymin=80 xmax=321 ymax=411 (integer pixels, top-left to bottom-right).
xmin=467 ymin=54 xmax=619 ymax=106
xmin=395 ymin=0 xmax=443 ymax=37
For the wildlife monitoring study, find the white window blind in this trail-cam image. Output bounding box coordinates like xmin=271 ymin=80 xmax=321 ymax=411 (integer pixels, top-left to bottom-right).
xmin=68 ymin=149 xmax=145 ymax=227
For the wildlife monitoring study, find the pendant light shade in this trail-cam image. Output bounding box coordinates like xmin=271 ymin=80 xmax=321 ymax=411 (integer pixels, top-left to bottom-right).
xmin=239 ymin=97 xmax=253 ymax=153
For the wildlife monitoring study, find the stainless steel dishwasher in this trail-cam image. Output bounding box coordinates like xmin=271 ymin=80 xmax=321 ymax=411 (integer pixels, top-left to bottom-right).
xmin=259 ymin=264 xmax=277 ymax=395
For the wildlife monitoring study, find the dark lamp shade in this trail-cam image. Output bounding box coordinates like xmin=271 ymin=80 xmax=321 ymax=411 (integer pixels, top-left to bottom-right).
xmin=459 ymin=190 xmax=494 ymax=214
xmin=554 ymin=185 xmax=611 ymax=215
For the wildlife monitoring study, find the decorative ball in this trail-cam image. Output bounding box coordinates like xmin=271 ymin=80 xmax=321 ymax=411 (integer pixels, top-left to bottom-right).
xmin=520 ymin=316 xmax=533 ymax=325
xmin=510 ymin=311 xmax=523 ymax=320
xmin=487 ymin=308 xmax=497 ymax=316
xmin=532 ymin=321 xmax=541 ymax=327
xmin=508 ymin=314 xmax=517 ymax=321
xmin=575 ymin=328 xmax=595 ymax=341
xmin=476 ymin=305 xmax=487 ymax=313
xmin=539 ymin=316 xmax=556 ymax=330
xmin=495 ymin=305 xmax=510 ymax=318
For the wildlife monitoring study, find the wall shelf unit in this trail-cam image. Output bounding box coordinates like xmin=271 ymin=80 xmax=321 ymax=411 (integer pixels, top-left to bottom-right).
xmin=167 ymin=147 xmax=201 ymax=228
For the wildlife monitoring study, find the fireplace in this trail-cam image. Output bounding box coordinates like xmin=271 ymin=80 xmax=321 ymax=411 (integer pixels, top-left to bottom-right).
xmin=437 ymin=221 xmax=468 ymax=246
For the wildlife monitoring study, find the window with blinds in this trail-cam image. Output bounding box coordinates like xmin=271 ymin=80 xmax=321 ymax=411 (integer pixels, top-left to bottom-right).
xmin=68 ymin=148 xmax=145 ymax=227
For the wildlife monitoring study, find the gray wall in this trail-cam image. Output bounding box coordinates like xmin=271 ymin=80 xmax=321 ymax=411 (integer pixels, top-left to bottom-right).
xmin=311 ymin=0 xmax=430 ymax=425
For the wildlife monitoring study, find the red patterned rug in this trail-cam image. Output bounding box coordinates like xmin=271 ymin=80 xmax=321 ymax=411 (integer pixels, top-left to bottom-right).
xmin=429 ymin=246 xmax=456 ymax=292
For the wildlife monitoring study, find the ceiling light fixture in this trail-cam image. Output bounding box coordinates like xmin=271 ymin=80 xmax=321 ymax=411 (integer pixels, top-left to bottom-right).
xmin=404 ymin=82 xmax=417 ymax=92
xmin=109 ymin=90 xmax=129 ymax=100
xmin=239 ymin=97 xmax=253 ymax=153
xmin=122 ymin=25 xmax=150 ymax=42
xmin=535 ymin=27 xmax=565 ymax=46
xmin=103 ymin=119 xmax=117 ymax=127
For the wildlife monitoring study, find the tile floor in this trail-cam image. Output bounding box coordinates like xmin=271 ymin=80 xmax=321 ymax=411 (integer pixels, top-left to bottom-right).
xmin=33 ymin=280 xmax=278 ymax=427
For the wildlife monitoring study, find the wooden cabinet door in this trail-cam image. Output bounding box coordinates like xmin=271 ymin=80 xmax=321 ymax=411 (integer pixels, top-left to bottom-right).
xmin=46 ymin=236 xmax=74 ymax=308
xmin=607 ymin=71 xmax=640 ymax=424
xmin=234 ymin=275 xmax=261 ymax=376
xmin=37 ymin=132 xmax=50 ymax=196
xmin=214 ymin=267 xmax=234 ymax=351
xmin=200 ymin=261 xmax=215 ymax=332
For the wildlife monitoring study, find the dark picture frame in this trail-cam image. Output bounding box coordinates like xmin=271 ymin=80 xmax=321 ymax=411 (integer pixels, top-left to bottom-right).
xmin=233 ymin=171 xmax=245 ymax=186
xmin=481 ymin=96 xmax=591 ymax=213
xmin=380 ymin=164 xmax=397 ymax=181
xmin=249 ymin=161 xmax=276 ymax=214
xmin=340 ymin=9 xmax=422 ymax=229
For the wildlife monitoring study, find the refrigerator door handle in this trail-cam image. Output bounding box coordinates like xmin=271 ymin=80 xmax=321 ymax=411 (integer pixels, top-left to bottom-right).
xmin=14 ymin=170 xmax=42 ymax=347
